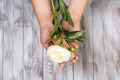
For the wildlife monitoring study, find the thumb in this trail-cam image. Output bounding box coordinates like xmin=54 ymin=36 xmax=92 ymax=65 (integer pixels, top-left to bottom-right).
xmin=40 ymin=23 xmax=53 ymax=49
xmin=61 ymin=19 xmax=80 ymax=31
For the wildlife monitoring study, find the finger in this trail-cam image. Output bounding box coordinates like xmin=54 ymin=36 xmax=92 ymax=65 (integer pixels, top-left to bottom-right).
xmin=71 ymin=41 xmax=79 ymax=48
xmin=61 ymin=19 xmax=80 ymax=31
xmin=40 ymin=25 xmax=53 ymax=49
xmin=70 ymin=53 xmax=79 ymax=63
xmin=58 ymin=62 xmax=65 ymax=67
xmin=63 ymin=39 xmax=69 ymax=48
xmin=61 ymin=20 xmax=72 ymax=30
xmin=43 ymin=43 xmax=50 ymax=49
xmin=74 ymin=54 xmax=79 ymax=60
xmin=71 ymin=59 xmax=76 ymax=63
xmin=68 ymin=19 xmax=81 ymax=31
xmin=74 ymin=53 xmax=79 ymax=60
xmin=69 ymin=21 xmax=80 ymax=31
xmin=53 ymin=40 xmax=59 ymax=45
xmin=40 ymin=34 xmax=50 ymax=48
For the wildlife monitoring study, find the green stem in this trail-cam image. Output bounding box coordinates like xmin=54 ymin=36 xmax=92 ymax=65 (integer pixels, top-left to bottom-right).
xmin=51 ymin=0 xmax=56 ymax=15
xmin=66 ymin=40 xmax=73 ymax=47
xmin=59 ymin=34 xmax=63 ymax=44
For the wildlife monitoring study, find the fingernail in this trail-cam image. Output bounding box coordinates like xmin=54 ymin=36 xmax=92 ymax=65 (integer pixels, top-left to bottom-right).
xmin=72 ymin=59 xmax=76 ymax=63
xmin=76 ymin=56 xmax=79 ymax=60
xmin=75 ymin=45 xmax=79 ymax=48
xmin=60 ymin=64 xmax=64 ymax=67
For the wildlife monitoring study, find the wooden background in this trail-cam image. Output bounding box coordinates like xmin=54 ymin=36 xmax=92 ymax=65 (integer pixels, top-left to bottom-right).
xmin=0 ymin=0 xmax=120 ymax=80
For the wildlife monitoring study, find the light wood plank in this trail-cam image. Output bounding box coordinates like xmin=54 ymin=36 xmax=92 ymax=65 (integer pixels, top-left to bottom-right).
xmin=0 ymin=0 xmax=3 ymax=79
xmin=23 ymin=0 xmax=43 ymax=79
xmin=83 ymin=0 xmax=94 ymax=79
xmin=0 ymin=28 xmax=3 ymax=80
xmin=92 ymin=0 xmax=107 ymax=80
xmin=43 ymin=50 xmax=57 ymax=80
xmin=53 ymin=66 xmax=63 ymax=80
xmin=112 ymin=0 xmax=120 ymax=80
xmin=92 ymin=0 xmax=116 ymax=80
xmin=12 ymin=0 xmax=23 ymax=79
xmin=3 ymin=0 xmax=14 ymax=80
xmin=99 ymin=0 xmax=114 ymax=80
xmin=62 ymin=62 xmax=74 ymax=80
xmin=73 ymin=0 xmax=94 ymax=80
xmin=32 ymin=14 xmax=43 ymax=80
xmin=2 ymin=0 xmax=120 ymax=80
xmin=23 ymin=0 xmax=34 ymax=80
xmin=73 ymin=43 xmax=84 ymax=80
xmin=23 ymin=19 xmax=33 ymax=80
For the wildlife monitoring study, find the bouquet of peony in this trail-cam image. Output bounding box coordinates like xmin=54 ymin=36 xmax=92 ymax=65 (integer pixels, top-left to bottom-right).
xmin=46 ymin=0 xmax=86 ymax=63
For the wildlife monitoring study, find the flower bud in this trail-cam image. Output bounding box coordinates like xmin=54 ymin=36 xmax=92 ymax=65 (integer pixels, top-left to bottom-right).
xmin=69 ymin=46 xmax=76 ymax=52
xmin=47 ymin=45 xmax=74 ymax=63
xmin=53 ymin=34 xmax=59 ymax=40
xmin=59 ymin=43 xmax=65 ymax=48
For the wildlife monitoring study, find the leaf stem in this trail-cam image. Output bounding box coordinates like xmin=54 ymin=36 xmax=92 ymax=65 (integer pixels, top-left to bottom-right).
xmin=51 ymin=0 xmax=56 ymax=15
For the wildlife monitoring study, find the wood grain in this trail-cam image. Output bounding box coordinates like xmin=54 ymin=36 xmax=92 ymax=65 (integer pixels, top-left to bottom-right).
xmin=32 ymin=14 xmax=43 ymax=80
xmin=75 ymin=0 xmax=94 ymax=80
xmin=23 ymin=0 xmax=34 ymax=79
xmin=112 ymin=0 xmax=120 ymax=80
xmin=92 ymin=0 xmax=106 ymax=80
xmin=0 ymin=0 xmax=120 ymax=80
xmin=12 ymin=0 xmax=23 ymax=80
xmin=3 ymin=0 xmax=13 ymax=80
xmin=0 ymin=0 xmax=3 ymax=79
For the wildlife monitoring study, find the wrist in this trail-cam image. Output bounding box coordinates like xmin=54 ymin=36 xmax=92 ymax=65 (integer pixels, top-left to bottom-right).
xmin=40 ymin=21 xmax=53 ymax=31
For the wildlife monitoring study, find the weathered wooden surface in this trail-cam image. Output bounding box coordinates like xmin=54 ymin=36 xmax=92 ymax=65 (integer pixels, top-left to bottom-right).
xmin=0 ymin=0 xmax=120 ymax=80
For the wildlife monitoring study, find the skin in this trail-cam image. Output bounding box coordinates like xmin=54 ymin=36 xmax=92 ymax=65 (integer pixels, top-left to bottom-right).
xmin=32 ymin=0 xmax=88 ymax=67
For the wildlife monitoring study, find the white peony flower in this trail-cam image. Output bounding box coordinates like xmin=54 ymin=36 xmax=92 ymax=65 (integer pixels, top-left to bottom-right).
xmin=47 ymin=45 xmax=74 ymax=63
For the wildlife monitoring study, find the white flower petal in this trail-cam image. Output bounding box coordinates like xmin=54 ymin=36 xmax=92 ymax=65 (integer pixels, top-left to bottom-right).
xmin=47 ymin=45 xmax=74 ymax=63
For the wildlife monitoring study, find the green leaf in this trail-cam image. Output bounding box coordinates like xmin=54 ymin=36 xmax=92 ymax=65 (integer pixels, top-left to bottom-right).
xmin=76 ymin=37 xmax=86 ymax=42
xmin=64 ymin=29 xmax=79 ymax=36
xmin=59 ymin=0 xmax=66 ymax=19
xmin=57 ymin=9 xmax=62 ymax=16
xmin=57 ymin=0 xmax=62 ymax=16
xmin=51 ymin=0 xmax=86 ymax=44
xmin=65 ymin=36 xmax=86 ymax=42
xmin=65 ymin=10 xmax=74 ymax=26
xmin=55 ymin=18 xmax=62 ymax=31
xmin=64 ymin=30 xmax=86 ymax=42
xmin=51 ymin=17 xmax=58 ymax=37
xmin=64 ymin=30 xmax=85 ymax=37
xmin=68 ymin=30 xmax=86 ymax=39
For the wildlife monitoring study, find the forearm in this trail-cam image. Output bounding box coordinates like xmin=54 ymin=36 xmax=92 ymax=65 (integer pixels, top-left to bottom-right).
xmin=32 ymin=0 xmax=52 ymax=27
xmin=68 ymin=0 xmax=88 ymax=21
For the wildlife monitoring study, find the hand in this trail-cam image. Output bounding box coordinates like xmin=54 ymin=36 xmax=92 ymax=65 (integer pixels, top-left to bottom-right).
xmin=32 ymin=0 xmax=53 ymax=49
xmin=32 ymin=0 xmax=88 ymax=67
xmin=59 ymin=13 xmax=81 ymax=67
xmin=59 ymin=20 xmax=80 ymax=67
xmin=59 ymin=0 xmax=88 ymax=67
